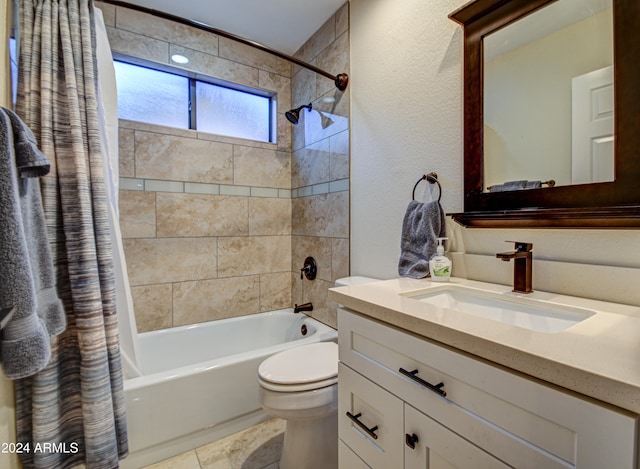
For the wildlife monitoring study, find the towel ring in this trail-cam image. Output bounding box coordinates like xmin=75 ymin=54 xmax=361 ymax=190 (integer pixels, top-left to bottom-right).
xmin=412 ymin=172 xmax=441 ymax=202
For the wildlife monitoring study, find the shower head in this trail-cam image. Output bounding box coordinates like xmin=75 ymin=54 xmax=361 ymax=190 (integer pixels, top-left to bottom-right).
xmin=285 ymin=103 xmax=312 ymax=125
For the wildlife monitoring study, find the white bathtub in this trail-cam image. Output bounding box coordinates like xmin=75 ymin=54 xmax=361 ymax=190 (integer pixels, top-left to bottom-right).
xmin=121 ymin=309 xmax=337 ymax=468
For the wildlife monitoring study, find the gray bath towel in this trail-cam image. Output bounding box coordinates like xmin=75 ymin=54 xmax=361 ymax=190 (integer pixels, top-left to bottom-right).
xmin=398 ymin=200 xmax=446 ymax=279
xmin=0 ymin=107 xmax=66 ymax=379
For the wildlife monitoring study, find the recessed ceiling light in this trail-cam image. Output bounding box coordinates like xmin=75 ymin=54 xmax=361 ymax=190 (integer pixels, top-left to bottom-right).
xmin=171 ymin=54 xmax=189 ymax=64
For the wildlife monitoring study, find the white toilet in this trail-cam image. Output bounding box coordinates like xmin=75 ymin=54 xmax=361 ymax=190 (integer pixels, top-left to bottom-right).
xmin=257 ymin=276 xmax=378 ymax=469
xmin=258 ymin=341 xmax=339 ymax=469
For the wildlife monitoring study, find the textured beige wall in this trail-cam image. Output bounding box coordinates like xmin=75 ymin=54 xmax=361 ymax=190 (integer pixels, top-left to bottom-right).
xmin=350 ymin=0 xmax=640 ymax=307
xmin=350 ymin=0 xmax=464 ymax=278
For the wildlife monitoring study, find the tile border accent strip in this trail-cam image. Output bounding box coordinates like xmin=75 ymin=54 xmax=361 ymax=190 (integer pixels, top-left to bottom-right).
xmin=119 ymin=177 xmax=349 ymax=199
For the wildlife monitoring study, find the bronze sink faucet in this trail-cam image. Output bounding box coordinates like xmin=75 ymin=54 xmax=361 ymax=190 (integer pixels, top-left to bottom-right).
xmin=496 ymin=241 xmax=533 ymax=293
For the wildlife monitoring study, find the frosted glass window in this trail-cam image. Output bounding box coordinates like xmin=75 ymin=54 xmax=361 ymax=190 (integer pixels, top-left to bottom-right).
xmin=114 ymin=61 xmax=189 ymax=128
xmin=196 ymin=82 xmax=271 ymax=142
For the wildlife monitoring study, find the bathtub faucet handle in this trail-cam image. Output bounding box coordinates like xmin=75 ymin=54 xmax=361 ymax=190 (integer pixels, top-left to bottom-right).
xmin=300 ymin=256 xmax=317 ymax=280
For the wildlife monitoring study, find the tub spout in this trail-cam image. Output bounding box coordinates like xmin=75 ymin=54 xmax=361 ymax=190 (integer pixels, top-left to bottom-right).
xmin=294 ymin=302 xmax=313 ymax=314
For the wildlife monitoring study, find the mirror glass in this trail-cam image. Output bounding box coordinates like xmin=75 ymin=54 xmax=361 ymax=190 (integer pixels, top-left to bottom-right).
xmin=483 ymin=0 xmax=613 ymax=192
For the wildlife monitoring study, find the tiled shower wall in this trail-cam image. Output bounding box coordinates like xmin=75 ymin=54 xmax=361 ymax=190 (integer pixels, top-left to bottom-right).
xmin=291 ymin=4 xmax=350 ymax=328
xmin=98 ymin=1 xmax=349 ymax=332
xmin=116 ymin=121 xmax=293 ymax=331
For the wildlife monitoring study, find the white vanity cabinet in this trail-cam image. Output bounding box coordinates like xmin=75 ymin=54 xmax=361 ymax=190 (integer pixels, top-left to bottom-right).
xmin=337 ymin=308 xmax=639 ymax=469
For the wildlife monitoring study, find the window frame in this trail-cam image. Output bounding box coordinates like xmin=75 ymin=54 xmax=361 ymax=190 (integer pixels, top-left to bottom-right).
xmin=113 ymin=54 xmax=277 ymax=143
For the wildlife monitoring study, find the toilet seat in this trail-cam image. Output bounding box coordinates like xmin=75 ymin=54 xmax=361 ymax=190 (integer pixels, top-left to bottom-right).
xmin=258 ymin=342 xmax=338 ymax=392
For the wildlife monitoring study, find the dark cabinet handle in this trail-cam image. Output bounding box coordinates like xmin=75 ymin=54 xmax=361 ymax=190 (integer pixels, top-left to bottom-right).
xmin=405 ymin=433 xmax=419 ymax=449
xmin=399 ymin=367 xmax=447 ymax=397
xmin=346 ymin=411 xmax=379 ymax=440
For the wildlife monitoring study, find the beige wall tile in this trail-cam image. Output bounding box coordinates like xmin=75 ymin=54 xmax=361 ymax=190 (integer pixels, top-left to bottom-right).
xmin=156 ymin=193 xmax=248 ymax=237
xmin=259 ymin=70 xmax=291 ymax=111
xmin=119 ymin=190 xmax=156 ymax=238
xmin=302 ymin=278 xmax=336 ymax=328
xmin=260 ymin=272 xmax=292 ymax=312
xmin=292 ymin=138 xmax=331 ymax=188
xmin=249 ymin=198 xmax=291 ymax=235
xmin=131 ymin=284 xmax=173 ymax=333
xmin=106 ymin=26 xmax=168 ymax=63
xmin=330 ymin=130 xmax=350 ymax=181
xmin=196 ymin=131 xmax=277 ymax=150
xmin=315 ymin=192 xmax=349 ymax=238
xmin=218 ymin=236 xmax=291 ymax=277
xmin=124 ymin=237 xmax=217 ymax=286
xmin=302 ymin=93 xmax=349 ymax=148
xmin=332 ymin=238 xmax=350 ymax=281
xmin=115 ymin=8 xmax=218 ymax=56
xmin=276 ymin=114 xmax=292 ymax=152
xmin=118 ymin=128 xmax=135 ymax=178
xmin=170 ymin=45 xmax=259 ymax=88
xmin=291 ymin=271 xmax=303 ymax=306
xmin=234 ymin=146 xmax=291 ymax=189
xmin=135 ymin=131 xmax=233 ymax=184
xmin=96 ymin=2 xmax=115 ymax=27
xmin=292 ymin=236 xmax=332 ymax=282
xmin=220 ymin=37 xmax=291 ymax=78
xmin=173 ymin=276 xmax=260 ymax=326
xmin=295 ymin=15 xmax=335 ymax=63
xmin=290 ymin=68 xmax=316 ymax=129
xmin=316 ymin=32 xmax=350 ymax=97
xmin=291 ymin=197 xmax=314 ymax=236
xmin=120 ymin=119 xmax=194 ymax=138
xmin=336 ymin=2 xmax=349 ymax=37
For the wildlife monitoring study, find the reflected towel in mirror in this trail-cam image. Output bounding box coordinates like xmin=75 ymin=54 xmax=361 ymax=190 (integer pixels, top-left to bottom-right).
xmin=488 ymin=180 xmax=542 ymax=192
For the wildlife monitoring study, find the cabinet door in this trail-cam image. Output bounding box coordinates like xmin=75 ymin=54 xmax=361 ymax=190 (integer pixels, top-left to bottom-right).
xmin=404 ymin=404 xmax=509 ymax=469
xmin=338 ymin=363 xmax=403 ymax=469
xmin=339 ymin=440 xmax=370 ymax=469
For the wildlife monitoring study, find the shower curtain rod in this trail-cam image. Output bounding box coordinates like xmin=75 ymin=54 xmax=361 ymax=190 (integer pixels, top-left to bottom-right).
xmin=99 ymin=0 xmax=349 ymax=91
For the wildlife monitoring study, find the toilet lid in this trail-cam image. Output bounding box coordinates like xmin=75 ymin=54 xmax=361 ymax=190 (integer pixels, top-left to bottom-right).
xmin=258 ymin=342 xmax=338 ymax=385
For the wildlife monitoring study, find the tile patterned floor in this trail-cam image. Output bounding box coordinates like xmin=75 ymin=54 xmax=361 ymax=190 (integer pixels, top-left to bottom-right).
xmin=143 ymin=418 xmax=285 ymax=469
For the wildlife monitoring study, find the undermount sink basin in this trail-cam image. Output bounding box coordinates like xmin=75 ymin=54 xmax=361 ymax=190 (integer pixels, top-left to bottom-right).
xmin=401 ymin=285 xmax=596 ymax=333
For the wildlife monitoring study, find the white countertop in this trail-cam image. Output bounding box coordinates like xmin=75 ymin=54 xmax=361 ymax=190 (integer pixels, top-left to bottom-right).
xmin=329 ymin=277 xmax=640 ymax=415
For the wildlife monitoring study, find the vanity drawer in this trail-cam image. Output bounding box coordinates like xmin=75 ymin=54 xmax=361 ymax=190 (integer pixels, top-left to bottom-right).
xmin=338 ymin=308 xmax=638 ymax=468
xmin=338 ymin=362 xmax=403 ymax=469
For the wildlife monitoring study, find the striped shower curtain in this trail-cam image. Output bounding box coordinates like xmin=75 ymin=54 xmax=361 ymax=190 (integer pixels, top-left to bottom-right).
xmin=14 ymin=0 xmax=128 ymax=467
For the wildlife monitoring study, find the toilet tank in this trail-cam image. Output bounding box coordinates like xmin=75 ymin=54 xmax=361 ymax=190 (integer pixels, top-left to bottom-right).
xmin=334 ymin=276 xmax=379 ymax=288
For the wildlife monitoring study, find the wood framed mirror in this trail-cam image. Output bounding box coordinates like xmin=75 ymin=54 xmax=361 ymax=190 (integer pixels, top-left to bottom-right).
xmin=449 ymin=0 xmax=640 ymax=228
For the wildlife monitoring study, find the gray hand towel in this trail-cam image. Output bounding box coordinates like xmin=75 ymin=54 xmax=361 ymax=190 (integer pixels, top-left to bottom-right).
xmin=398 ymin=200 xmax=446 ymax=279
xmin=0 ymin=107 xmax=66 ymax=379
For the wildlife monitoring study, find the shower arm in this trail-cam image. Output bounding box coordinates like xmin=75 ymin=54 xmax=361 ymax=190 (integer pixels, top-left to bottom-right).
xmin=99 ymin=0 xmax=349 ymax=91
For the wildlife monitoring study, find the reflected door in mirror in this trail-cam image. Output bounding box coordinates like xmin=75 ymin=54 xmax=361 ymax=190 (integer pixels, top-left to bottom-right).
xmin=571 ymin=65 xmax=614 ymax=184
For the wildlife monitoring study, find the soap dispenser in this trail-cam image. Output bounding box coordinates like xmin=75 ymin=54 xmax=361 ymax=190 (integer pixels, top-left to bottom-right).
xmin=429 ymin=237 xmax=451 ymax=282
